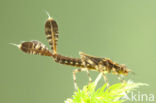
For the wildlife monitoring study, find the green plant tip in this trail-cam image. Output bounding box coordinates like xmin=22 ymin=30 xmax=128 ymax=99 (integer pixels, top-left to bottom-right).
xmin=65 ymin=80 xmax=148 ymax=103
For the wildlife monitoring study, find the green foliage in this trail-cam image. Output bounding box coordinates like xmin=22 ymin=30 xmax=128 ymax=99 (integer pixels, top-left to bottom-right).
xmin=65 ymin=81 xmax=148 ymax=103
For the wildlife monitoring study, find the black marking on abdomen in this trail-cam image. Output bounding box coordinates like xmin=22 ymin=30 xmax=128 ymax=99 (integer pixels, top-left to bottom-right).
xmin=53 ymin=54 xmax=83 ymax=68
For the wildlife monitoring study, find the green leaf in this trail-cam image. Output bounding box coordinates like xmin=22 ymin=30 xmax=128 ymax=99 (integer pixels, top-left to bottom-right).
xmin=65 ymin=80 xmax=148 ymax=103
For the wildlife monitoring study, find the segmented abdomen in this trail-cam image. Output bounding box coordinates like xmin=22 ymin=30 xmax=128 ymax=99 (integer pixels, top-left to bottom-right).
xmin=53 ymin=54 xmax=83 ymax=68
xmin=52 ymin=54 xmax=104 ymax=70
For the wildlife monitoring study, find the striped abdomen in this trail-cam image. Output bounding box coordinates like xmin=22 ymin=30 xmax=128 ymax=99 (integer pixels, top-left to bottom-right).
xmin=52 ymin=54 xmax=110 ymax=70
xmin=53 ymin=54 xmax=84 ymax=68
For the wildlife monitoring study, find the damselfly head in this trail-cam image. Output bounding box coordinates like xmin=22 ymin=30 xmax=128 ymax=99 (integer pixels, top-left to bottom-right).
xmin=118 ymin=65 xmax=131 ymax=76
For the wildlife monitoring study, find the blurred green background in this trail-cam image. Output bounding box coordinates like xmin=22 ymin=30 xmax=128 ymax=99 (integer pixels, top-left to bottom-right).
xmin=0 ymin=0 xmax=156 ymax=103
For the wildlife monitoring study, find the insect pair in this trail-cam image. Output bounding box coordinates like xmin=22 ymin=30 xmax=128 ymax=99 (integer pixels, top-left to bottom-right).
xmin=13 ymin=12 xmax=132 ymax=90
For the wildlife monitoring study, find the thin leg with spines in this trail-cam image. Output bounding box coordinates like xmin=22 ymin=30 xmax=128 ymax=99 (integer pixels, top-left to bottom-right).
xmin=117 ymin=75 xmax=126 ymax=83
xmin=79 ymin=53 xmax=93 ymax=85
xmin=85 ymin=68 xmax=92 ymax=83
xmin=102 ymin=72 xmax=109 ymax=87
xmin=73 ymin=68 xmax=82 ymax=90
